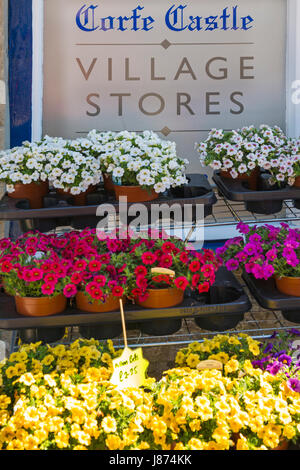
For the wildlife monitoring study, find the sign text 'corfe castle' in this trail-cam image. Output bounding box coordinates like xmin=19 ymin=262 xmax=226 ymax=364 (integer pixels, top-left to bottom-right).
xmin=76 ymin=4 xmax=254 ymax=32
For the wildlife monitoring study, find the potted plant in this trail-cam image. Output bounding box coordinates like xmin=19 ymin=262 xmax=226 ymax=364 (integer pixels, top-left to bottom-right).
xmin=71 ymin=253 xmax=128 ymax=313
xmin=124 ymin=237 xmax=220 ymax=308
xmin=0 ymin=141 xmax=49 ymax=209
xmin=88 ymin=130 xmax=189 ymax=202
xmin=196 ymin=124 xmax=289 ymax=191
xmin=217 ymin=221 xmax=300 ymax=297
xmin=0 ymin=247 xmax=73 ymax=316
xmin=42 ymin=136 xmax=102 ymax=205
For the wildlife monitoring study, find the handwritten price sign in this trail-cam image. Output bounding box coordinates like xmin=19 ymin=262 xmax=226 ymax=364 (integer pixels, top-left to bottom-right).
xmin=110 ymin=347 xmax=149 ymax=389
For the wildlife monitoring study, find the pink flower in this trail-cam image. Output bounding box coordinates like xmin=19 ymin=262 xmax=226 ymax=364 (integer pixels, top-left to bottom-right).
xmin=30 ymin=268 xmax=43 ymax=281
xmin=41 ymin=283 xmax=55 ymax=296
xmin=63 ymin=284 xmax=77 ymax=297
xmin=112 ymin=286 xmax=124 ymax=297
xmin=141 ymin=252 xmax=157 ymax=265
xmin=174 ymin=276 xmax=189 ymax=291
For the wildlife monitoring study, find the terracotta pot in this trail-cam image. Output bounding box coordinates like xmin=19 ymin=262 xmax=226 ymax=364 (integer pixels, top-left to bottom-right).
xmin=8 ymin=181 xmax=49 ymax=209
xmin=15 ymin=294 xmax=67 ymax=317
xmin=113 ymin=184 xmax=159 ymax=203
xmin=103 ymin=174 xmax=114 ymax=192
xmin=76 ymin=291 xmax=124 ymax=313
xmin=293 ymin=176 xmax=300 ymax=188
xmin=135 ymin=287 xmax=184 ymax=309
xmin=220 ymin=168 xmax=259 ymax=191
xmin=274 ymin=275 xmax=300 ymax=297
xmin=57 ymin=185 xmax=96 ymax=206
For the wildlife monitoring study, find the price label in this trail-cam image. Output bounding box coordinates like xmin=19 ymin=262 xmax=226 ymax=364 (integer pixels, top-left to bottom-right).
xmin=197 ymin=359 xmax=223 ymax=371
xmin=110 ymin=347 xmax=149 ymax=389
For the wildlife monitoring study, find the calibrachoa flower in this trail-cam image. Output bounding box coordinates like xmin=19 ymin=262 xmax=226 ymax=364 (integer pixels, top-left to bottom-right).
xmin=87 ymin=129 xmax=189 ymax=194
xmin=217 ymin=223 xmax=300 ymax=279
xmin=195 ymin=124 xmax=299 ymax=185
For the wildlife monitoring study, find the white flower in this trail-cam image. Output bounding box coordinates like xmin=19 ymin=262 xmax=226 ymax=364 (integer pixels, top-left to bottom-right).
xmin=112 ymin=167 xmax=124 ymax=178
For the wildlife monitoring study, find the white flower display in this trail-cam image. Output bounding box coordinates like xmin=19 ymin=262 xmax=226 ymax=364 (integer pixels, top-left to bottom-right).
xmin=0 ymin=141 xmax=48 ymax=193
xmin=195 ymin=124 xmax=300 ymax=185
xmin=86 ymin=130 xmax=189 ymax=194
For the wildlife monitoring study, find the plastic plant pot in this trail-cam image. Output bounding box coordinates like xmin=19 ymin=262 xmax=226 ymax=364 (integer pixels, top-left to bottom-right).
xmin=19 ymin=327 xmax=66 ymax=344
xmin=79 ymin=324 xmax=122 ymax=340
xmin=139 ymin=318 xmax=182 ymax=336
xmin=194 ymin=285 xmax=245 ymax=331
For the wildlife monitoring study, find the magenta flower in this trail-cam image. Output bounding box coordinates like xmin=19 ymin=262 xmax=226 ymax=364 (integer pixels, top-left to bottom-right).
xmin=237 ymin=222 xmax=250 ymax=234
xmin=63 ymin=283 xmax=77 ymax=298
xmin=287 ymin=378 xmax=300 ymax=393
xmin=41 ymin=283 xmax=55 ymax=296
xmin=225 ymin=259 xmax=239 ymax=271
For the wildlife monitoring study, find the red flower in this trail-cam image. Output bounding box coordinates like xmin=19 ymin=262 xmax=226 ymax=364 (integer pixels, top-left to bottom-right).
xmin=152 ymin=274 xmax=171 ymax=285
xmin=198 ymin=281 xmax=210 ymax=293
xmin=161 ymin=241 xmax=176 ymax=253
xmin=141 ymin=252 xmax=157 ymax=265
xmin=191 ymin=274 xmax=200 ymax=288
xmin=1 ymin=261 xmax=12 ymax=273
xmin=160 ymin=254 xmax=173 ymax=268
xmin=174 ymin=276 xmax=189 ymax=291
xmin=88 ymin=259 xmax=102 ymax=272
xmin=71 ymin=272 xmax=83 ymax=285
xmin=134 ymin=265 xmax=147 ymax=277
xmin=189 ymin=260 xmax=201 ymax=273
xmin=201 ymin=264 xmax=216 ymax=279
xmin=112 ymin=286 xmax=124 ymax=297
xmin=136 ymin=275 xmax=148 ymax=289
xmin=90 ymin=287 xmax=103 ymax=300
xmin=179 ymin=251 xmax=190 ymax=264
xmin=41 ymin=283 xmax=55 ymax=296
xmin=93 ymin=275 xmax=106 ymax=286
xmin=63 ymin=283 xmax=77 ymax=298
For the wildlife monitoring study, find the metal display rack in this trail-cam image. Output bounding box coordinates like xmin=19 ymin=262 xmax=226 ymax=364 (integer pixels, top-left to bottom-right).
xmin=2 ymin=177 xmax=300 ymax=354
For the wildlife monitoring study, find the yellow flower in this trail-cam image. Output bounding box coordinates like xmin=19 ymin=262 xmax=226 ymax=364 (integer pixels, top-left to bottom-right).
xmin=175 ymin=351 xmax=186 ymax=366
xmin=236 ymin=434 xmax=249 ymax=450
xmin=189 ymin=419 xmax=201 ymax=432
xmin=42 ymin=355 xmax=55 ymax=366
xmin=186 ymin=353 xmax=200 ymax=369
xmin=224 ymin=358 xmax=239 ymax=375
xmin=105 ymin=434 xmax=124 ymax=450
xmin=102 ymin=416 xmax=117 ymax=434
xmin=5 ymin=366 xmax=17 ymax=379
xmin=187 ymin=438 xmax=203 ymax=450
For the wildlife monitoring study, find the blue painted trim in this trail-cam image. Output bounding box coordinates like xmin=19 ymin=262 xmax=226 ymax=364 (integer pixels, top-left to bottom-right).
xmin=8 ymin=0 xmax=32 ymax=148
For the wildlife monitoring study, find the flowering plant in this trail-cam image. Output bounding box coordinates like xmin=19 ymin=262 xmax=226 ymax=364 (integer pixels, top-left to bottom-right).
xmin=0 ymin=249 xmax=73 ymax=298
xmin=122 ymin=237 xmax=221 ymax=303
xmin=196 ymin=124 xmax=296 ymax=184
xmin=150 ymin=363 xmax=300 ymax=450
xmin=68 ymin=253 xmax=129 ymax=303
xmin=216 ymin=222 xmax=300 ymax=280
xmin=175 ymin=333 xmax=261 ymax=370
xmin=252 ymin=329 xmax=300 ymax=387
xmin=0 ymin=141 xmax=48 ymax=193
xmin=41 ymin=136 xmax=102 ymax=195
xmin=87 ymin=130 xmax=189 ymax=194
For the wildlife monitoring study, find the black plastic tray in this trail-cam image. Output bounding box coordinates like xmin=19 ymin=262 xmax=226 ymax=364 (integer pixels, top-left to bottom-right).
xmin=213 ymin=171 xmax=300 ymax=215
xmin=0 ymin=174 xmax=216 ymax=226
xmin=0 ymin=268 xmax=251 ymax=334
xmin=243 ymin=271 xmax=300 ymax=323
xmin=213 ymin=171 xmax=300 ymax=202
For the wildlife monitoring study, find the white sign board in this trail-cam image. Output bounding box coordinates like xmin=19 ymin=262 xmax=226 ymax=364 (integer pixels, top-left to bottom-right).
xmin=43 ymin=0 xmax=287 ymax=172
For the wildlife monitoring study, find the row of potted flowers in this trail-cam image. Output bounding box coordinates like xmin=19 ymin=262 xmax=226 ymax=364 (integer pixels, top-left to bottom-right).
xmin=0 ymin=330 xmax=300 ymax=450
xmin=0 ymin=228 xmax=221 ymax=317
xmin=217 ymin=221 xmax=300 ymax=297
xmin=196 ymin=124 xmax=300 ymax=189
xmin=2 ymin=124 xmax=300 ymax=210
xmin=0 ymin=130 xmax=189 ymax=208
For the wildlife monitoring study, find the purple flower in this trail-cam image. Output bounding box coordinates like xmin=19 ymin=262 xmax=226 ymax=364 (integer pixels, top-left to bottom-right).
xmin=266 ymin=361 xmax=282 ymax=375
xmin=237 ymin=222 xmax=250 ymax=234
xmin=244 ymin=242 xmax=259 ymax=257
xmin=278 ymin=354 xmax=292 ymax=366
xmin=266 ymin=247 xmax=278 ymax=261
xmin=287 ymin=378 xmax=300 ymax=393
xmin=249 ymin=233 xmax=262 ymax=243
xmin=263 ymin=343 xmax=273 ymax=354
xmin=225 ymin=259 xmax=239 ymax=271
xmin=288 ymin=328 xmax=300 ymax=336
